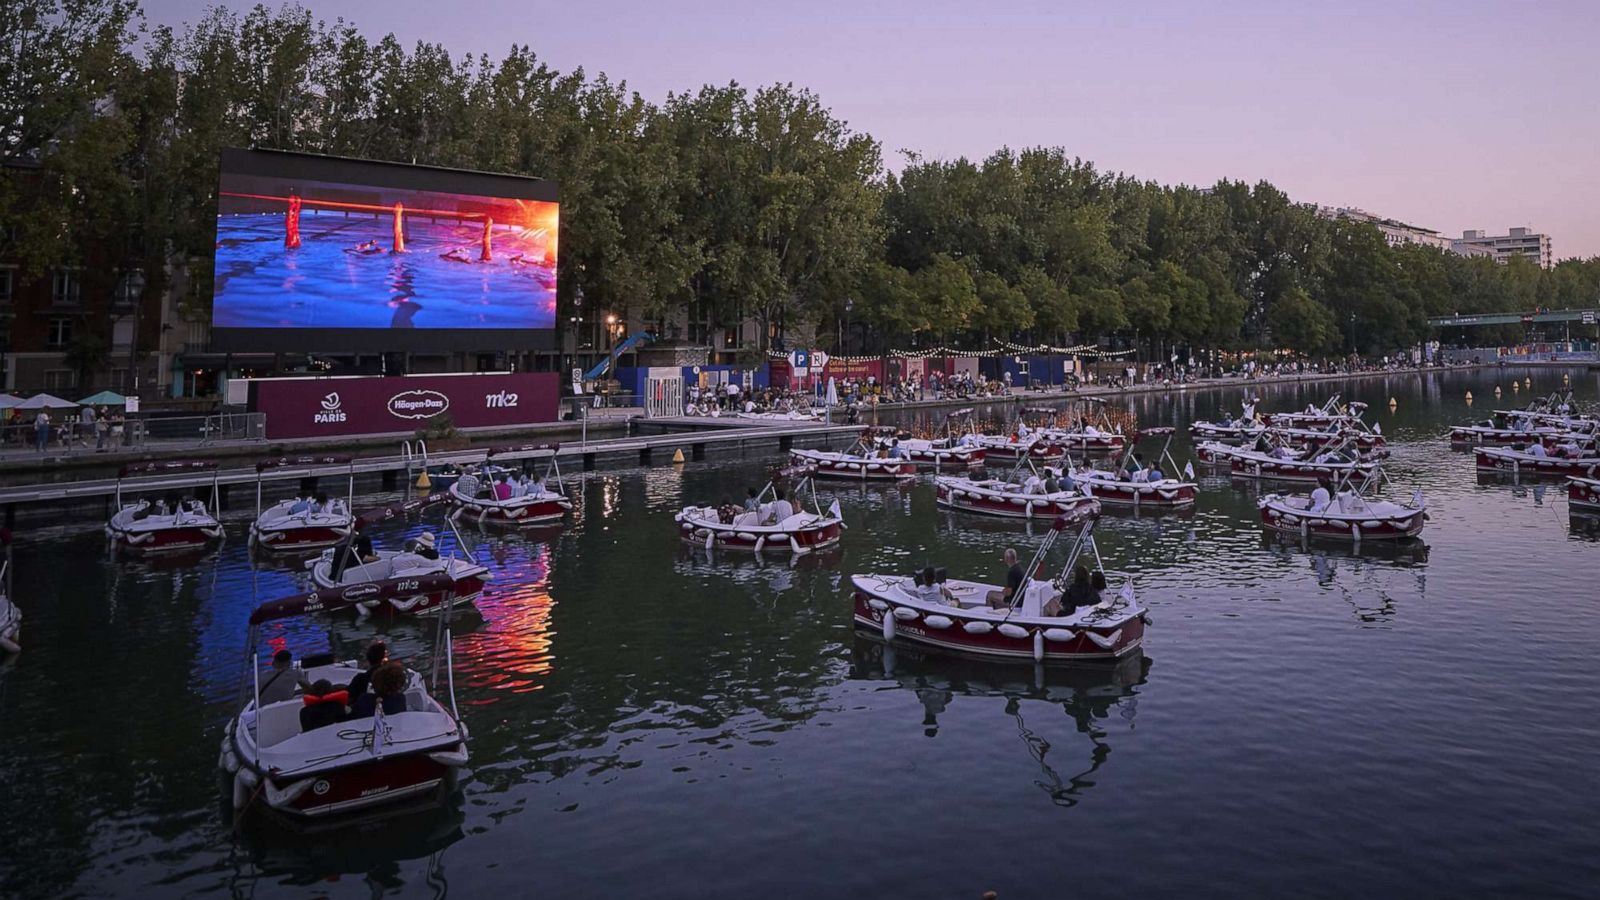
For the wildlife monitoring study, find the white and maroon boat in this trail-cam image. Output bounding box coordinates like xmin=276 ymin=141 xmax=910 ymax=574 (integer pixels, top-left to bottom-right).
xmin=1274 ymin=424 xmax=1387 ymax=453
xmin=1267 ymin=396 xmax=1364 ymax=429
xmin=790 ymin=432 xmax=918 ymax=481
xmin=0 ymin=531 xmax=17 ymax=655
xmin=1473 ymin=445 xmax=1600 ymax=479
xmin=935 ymin=454 xmax=1097 ymax=520
xmin=1569 ymin=476 xmax=1600 ymax=517
xmin=220 ymin=572 xmax=470 ymax=820
xmin=1030 ymin=402 xmax=1127 ymax=454
xmin=105 ymin=460 xmax=226 ymax=553
xmin=1189 ymin=419 xmax=1266 ymax=443
xmin=851 ymin=508 xmax=1147 ymax=664
xmin=893 ymin=409 xmax=986 ymax=470
xmin=309 ymin=498 xmax=491 ymax=614
xmin=447 ymin=444 xmax=572 ymax=526
xmin=1227 ymin=439 xmax=1378 ymax=484
xmin=1069 ymin=428 xmax=1198 ymax=509
xmin=1259 ymin=471 xmax=1426 ymax=542
xmin=674 ymin=476 xmax=844 ymax=555
xmin=1448 ymin=418 xmax=1598 ymax=449
xmin=250 ymin=455 xmax=356 ymax=552
xmin=971 ymin=432 xmax=1067 ymax=464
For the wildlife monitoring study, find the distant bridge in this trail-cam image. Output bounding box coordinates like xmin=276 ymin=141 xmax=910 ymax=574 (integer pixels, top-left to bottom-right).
xmin=1428 ymin=308 xmax=1600 ymax=327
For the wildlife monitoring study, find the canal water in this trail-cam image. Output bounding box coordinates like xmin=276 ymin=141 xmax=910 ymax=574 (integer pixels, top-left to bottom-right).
xmin=2 ymin=367 xmax=1597 ymax=899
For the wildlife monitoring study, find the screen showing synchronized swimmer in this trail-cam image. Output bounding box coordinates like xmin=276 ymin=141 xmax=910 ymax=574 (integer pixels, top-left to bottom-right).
xmin=211 ymin=149 xmax=559 ymax=351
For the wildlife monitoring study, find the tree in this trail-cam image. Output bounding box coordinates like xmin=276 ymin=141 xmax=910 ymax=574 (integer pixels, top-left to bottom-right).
xmin=1269 ymin=287 xmax=1338 ymax=356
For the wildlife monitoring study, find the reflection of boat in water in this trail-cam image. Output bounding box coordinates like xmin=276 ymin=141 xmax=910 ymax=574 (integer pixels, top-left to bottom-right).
xmin=849 ymin=640 xmax=1148 ymax=806
xmin=233 ymin=790 xmax=464 ymax=876
xmin=1260 ymin=530 xmax=1430 ymax=565
xmin=1570 ymin=476 xmax=1600 ymax=518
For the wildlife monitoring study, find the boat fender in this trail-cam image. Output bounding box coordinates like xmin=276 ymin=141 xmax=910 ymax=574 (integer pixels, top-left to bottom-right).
xmin=924 ymin=615 xmax=954 ymax=630
xmin=1351 ymin=523 xmax=1362 ymax=542
xmin=963 ymin=621 xmax=994 ymax=635
xmin=1032 ymin=630 xmax=1045 ymax=662
xmin=753 ymin=536 xmax=765 ymax=554
xmin=232 ymin=772 xmax=250 ymax=810
xmin=705 ymin=529 xmax=716 ymax=550
xmin=882 ymin=610 xmax=896 ymax=642
xmin=1361 ymin=520 xmax=1383 ymax=529
xmin=1084 ymin=629 xmax=1123 ymax=649
xmin=1043 ymin=628 xmax=1077 ymax=643
xmin=867 ymin=598 xmax=889 ymax=611
xmin=892 ymin=606 xmax=919 ymax=621
xmin=790 ymin=534 xmax=804 ymax=556
xmin=737 ymin=532 xmax=758 ymax=542
xmin=997 ymin=623 xmax=1030 ymax=640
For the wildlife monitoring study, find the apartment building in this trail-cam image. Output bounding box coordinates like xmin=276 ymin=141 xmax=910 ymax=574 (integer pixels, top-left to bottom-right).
xmin=1453 ymin=228 xmax=1553 ymax=268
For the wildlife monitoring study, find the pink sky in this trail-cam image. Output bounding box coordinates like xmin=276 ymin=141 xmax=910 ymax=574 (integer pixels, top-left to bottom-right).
xmin=145 ymin=0 xmax=1600 ymax=258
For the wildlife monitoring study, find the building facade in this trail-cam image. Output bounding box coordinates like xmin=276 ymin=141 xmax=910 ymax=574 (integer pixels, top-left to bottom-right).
xmin=1317 ymin=206 xmax=1452 ymax=250
xmin=1453 ymin=228 xmax=1553 ymax=268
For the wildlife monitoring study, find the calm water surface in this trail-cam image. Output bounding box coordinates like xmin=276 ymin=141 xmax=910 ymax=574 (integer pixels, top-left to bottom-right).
xmin=2 ymin=368 xmax=1598 ymax=899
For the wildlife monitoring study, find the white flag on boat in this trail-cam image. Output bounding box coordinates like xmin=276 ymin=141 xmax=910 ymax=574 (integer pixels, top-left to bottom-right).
xmin=1108 ymin=578 xmax=1133 ymax=608
xmin=1412 ymin=489 xmax=1425 ymax=509
xmin=828 ymin=499 xmax=842 ymax=519
xmin=1374 ymin=423 xmax=1382 ymax=435
xmin=1183 ymin=460 xmax=1196 ymax=480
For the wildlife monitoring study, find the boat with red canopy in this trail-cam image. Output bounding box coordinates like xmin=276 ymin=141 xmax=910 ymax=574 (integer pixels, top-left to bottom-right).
xmin=851 ymin=507 xmax=1147 ymax=664
xmin=219 ymin=572 xmax=470 ymax=820
xmin=250 ymin=455 xmax=356 ymax=552
xmin=675 ymin=475 xmax=844 ymax=555
xmin=1068 ymin=428 xmax=1198 ymax=509
xmin=308 ymin=496 xmax=491 ymax=614
xmin=1569 ymin=476 xmax=1600 ymax=517
xmin=1258 ymin=468 xmax=1426 ymax=542
xmin=105 ymin=460 xmax=225 ymax=552
xmin=790 ymin=430 xmax=918 ymax=481
xmin=892 ymin=409 xmax=986 ymax=470
xmin=447 ymin=443 xmax=572 ymax=526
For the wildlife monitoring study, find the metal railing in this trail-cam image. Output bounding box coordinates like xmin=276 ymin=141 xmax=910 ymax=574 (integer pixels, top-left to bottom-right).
xmin=0 ymin=412 xmax=266 ymax=456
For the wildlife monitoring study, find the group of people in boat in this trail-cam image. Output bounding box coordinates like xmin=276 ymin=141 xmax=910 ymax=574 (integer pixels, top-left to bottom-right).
xmin=128 ymin=493 xmax=208 ymax=521
xmin=709 ymin=487 xmax=796 ymax=525
xmin=905 ymin=546 xmax=1106 ymax=617
xmin=284 ymin=492 xmax=342 ymax=517
xmin=456 ymin=468 xmax=551 ymax=501
xmin=259 ymin=641 xmax=410 ymax=733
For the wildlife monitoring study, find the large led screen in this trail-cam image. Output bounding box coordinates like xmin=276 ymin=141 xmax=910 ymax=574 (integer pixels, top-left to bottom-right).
xmin=211 ymin=149 xmax=558 ymax=352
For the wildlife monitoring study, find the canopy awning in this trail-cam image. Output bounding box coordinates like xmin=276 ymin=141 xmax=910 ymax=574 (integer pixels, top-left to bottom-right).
xmin=78 ymin=390 xmax=128 ymax=406
xmin=16 ymin=393 xmax=79 ymax=410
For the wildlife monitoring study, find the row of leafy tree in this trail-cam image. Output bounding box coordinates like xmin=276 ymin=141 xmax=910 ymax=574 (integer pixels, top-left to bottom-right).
xmin=5 ymin=0 xmax=1598 ymax=361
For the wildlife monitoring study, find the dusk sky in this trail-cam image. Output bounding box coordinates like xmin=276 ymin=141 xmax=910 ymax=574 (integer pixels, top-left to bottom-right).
xmin=144 ymin=0 xmax=1600 ymax=258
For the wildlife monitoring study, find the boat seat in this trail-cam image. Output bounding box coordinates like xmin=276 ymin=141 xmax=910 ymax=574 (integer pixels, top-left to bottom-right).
xmin=777 ymin=512 xmax=814 ymax=529
xmin=732 ymin=511 xmax=760 ymax=527
xmin=255 ymin=700 xmax=307 ymax=749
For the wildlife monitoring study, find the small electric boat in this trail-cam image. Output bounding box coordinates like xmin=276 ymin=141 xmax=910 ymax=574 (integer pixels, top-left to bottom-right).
xmin=250 ymin=455 xmax=356 ymax=552
xmin=1473 ymin=445 xmax=1600 ymax=479
xmin=970 ymin=432 xmax=1067 ymax=464
xmin=1028 ymin=402 xmax=1127 ymax=454
xmin=309 ymin=499 xmax=490 ymax=614
xmin=1068 ymin=428 xmax=1198 ymax=509
xmin=935 ymin=454 xmax=1097 ymax=520
xmin=105 ymin=460 xmax=226 ymax=552
xmin=0 ymin=531 xmax=18 ymax=655
xmin=447 ymin=444 xmax=572 ymax=526
xmin=1189 ymin=419 xmax=1266 ymax=443
xmin=219 ymin=572 xmax=470 ymax=820
xmin=851 ymin=507 xmax=1147 ymax=663
xmin=674 ymin=475 xmax=844 ymax=555
xmin=1268 ymin=396 xmax=1365 ymax=429
xmin=1258 ymin=469 xmax=1426 ymax=542
xmin=892 ymin=409 xmax=986 ymax=469
xmin=1569 ymin=476 xmax=1600 ymax=517
xmin=790 ymin=431 xmax=918 ymax=480
xmin=1273 ymin=424 xmax=1387 ymax=452
xmin=1228 ymin=436 xmax=1378 ymax=484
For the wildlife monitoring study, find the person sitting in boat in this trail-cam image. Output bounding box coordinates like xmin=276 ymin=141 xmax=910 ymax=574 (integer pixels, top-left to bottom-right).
xmin=986 ymin=548 xmax=1024 ymax=609
xmin=412 ymin=531 xmax=440 ymax=560
xmin=1310 ymin=479 xmax=1333 ymax=513
xmin=763 ymin=489 xmax=795 ymax=525
xmin=310 ymin=492 xmax=330 ymax=515
xmin=1124 ymin=453 xmax=1145 ymax=480
xmin=129 ymin=499 xmax=152 ymax=521
xmin=1042 ymin=471 xmax=1061 ymax=494
xmin=1271 ymin=446 xmax=1296 ymax=460
xmin=346 ymin=642 xmax=389 ymax=699
xmin=917 ymin=566 xmax=956 ymax=605
xmin=716 ymin=499 xmax=738 ymax=524
xmin=494 ymin=476 xmax=514 ymax=501
xmin=1022 ymin=473 xmax=1045 ymax=495
xmin=1083 ymin=422 xmax=1103 ymax=437
xmin=1527 ymin=441 xmax=1548 ymax=458
xmin=299 ymin=679 xmax=348 ymax=732
xmin=455 ymin=469 xmax=481 ymax=499
xmin=1253 ymin=433 xmax=1273 ymax=453
xmin=887 ymin=439 xmax=907 ymax=460
xmin=1090 ymin=570 xmax=1108 ymax=605
xmin=1145 ymin=465 xmax=1163 ymax=483
xmin=354 ymin=532 xmax=379 ymax=564
xmin=743 ymin=487 xmax=761 ymax=512
xmin=350 ymin=662 xmax=407 ymax=719
xmin=1046 ymin=566 xmax=1097 ymax=617
xmin=260 ymin=649 xmax=311 ymax=704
